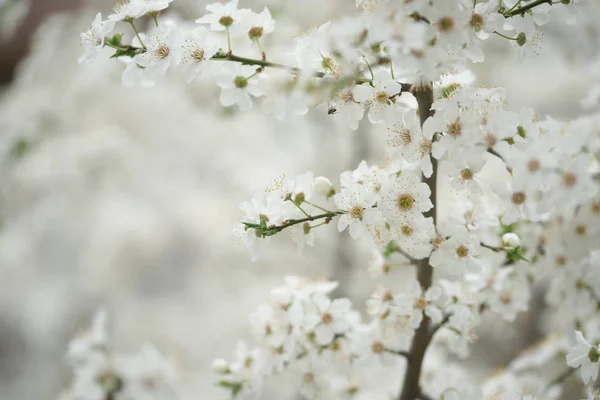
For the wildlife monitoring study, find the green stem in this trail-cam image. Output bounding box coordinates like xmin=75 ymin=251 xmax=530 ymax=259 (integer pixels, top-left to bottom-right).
xmin=504 ymin=0 xmax=523 ymax=14
xmin=128 ymin=20 xmax=146 ymax=49
xmin=226 ymin=27 xmax=232 ymax=53
xmin=304 ymin=200 xmax=332 ymax=213
xmin=290 ymin=200 xmax=311 ymax=218
xmin=504 ymin=0 xmax=552 ymax=17
xmin=494 ymin=31 xmax=519 ymax=41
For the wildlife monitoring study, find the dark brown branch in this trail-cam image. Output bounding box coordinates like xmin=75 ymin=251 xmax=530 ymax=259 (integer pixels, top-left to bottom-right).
xmin=398 ymin=83 xmax=436 ymax=400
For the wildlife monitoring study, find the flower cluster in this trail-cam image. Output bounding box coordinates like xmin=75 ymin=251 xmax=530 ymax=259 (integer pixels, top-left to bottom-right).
xmin=60 ymin=310 xmax=178 ymax=400
xmin=65 ymin=0 xmax=600 ymax=399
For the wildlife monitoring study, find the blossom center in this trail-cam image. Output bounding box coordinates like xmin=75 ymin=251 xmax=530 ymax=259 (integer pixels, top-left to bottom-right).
xmin=219 ymin=16 xmax=234 ymax=27
xmin=437 ymin=16 xmax=455 ymax=33
xmin=469 ymin=13 xmax=484 ymax=32
xmin=575 ymin=225 xmax=586 ymax=236
xmin=350 ymin=206 xmax=364 ymax=220
xmin=338 ymin=90 xmax=355 ymax=104
xmin=371 ymin=341 xmax=385 ymax=354
xmin=511 ymin=192 xmax=526 ymax=205
xmin=460 ymin=168 xmax=473 ymax=181
xmin=588 ymin=347 xmax=600 ymax=363
xmin=155 ymin=44 xmax=170 ymax=59
xmin=562 ymin=172 xmax=577 ymax=188
xmin=248 ymin=26 xmax=264 ymax=39
xmin=419 ymin=139 xmax=432 ymax=155
xmin=401 ymin=224 xmax=413 ymax=236
xmin=396 ymin=194 xmax=415 ymax=210
xmin=448 ymin=121 xmax=462 ymax=138
xmin=456 ymin=245 xmax=469 ymax=258
xmin=321 ymin=312 xmax=333 ymax=324
xmin=527 ymin=159 xmax=540 ymax=172
xmin=192 ymin=48 xmax=205 ymax=61
xmin=374 ymin=90 xmax=389 ymax=104
xmin=234 ymin=76 xmax=248 ymax=88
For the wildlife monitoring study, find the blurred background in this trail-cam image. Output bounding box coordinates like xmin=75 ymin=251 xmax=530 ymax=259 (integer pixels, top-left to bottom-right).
xmin=0 ymin=1 xmax=598 ymax=399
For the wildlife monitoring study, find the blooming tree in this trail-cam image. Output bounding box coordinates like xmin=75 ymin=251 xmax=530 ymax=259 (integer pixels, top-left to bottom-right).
xmin=63 ymin=0 xmax=600 ymax=399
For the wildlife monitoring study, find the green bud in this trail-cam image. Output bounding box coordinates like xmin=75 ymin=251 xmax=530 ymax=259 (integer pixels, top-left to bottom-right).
xmin=234 ymin=76 xmax=248 ymax=89
xmin=516 ymin=32 xmax=527 ymax=47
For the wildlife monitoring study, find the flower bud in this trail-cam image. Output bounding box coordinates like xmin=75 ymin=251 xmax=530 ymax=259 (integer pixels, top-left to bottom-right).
xmin=516 ymin=32 xmax=526 ymax=47
xmin=313 ymin=177 xmax=334 ymax=198
xmin=212 ymin=358 xmax=230 ymax=374
xmin=502 ymin=232 xmax=520 ymax=249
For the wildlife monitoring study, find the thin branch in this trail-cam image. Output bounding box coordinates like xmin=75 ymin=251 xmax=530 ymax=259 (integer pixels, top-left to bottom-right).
xmin=504 ymin=0 xmax=553 ymax=17
xmin=429 ymin=313 xmax=451 ymax=340
xmin=481 ymin=242 xmax=502 ymax=252
xmin=243 ymin=211 xmax=344 ymax=237
xmin=385 ymin=349 xmax=412 ymax=361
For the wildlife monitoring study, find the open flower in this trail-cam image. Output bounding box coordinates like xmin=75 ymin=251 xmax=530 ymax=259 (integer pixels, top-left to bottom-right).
xmin=216 ymin=64 xmax=264 ymax=110
xmin=334 ymin=184 xmax=380 ymax=240
xmin=78 ymin=13 xmax=115 ymax=64
xmin=566 ymin=331 xmax=600 ymax=385
xmin=180 ymin=27 xmax=219 ymax=83
xmin=134 ymin=23 xmax=183 ymax=81
xmin=109 ymin=0 xmax=148 ymax=22
xmin=195 ymin=0 xmax=245 ymax=32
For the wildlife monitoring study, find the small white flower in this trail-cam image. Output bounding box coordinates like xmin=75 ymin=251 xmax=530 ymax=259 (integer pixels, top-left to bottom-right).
xmin=135 ymin=23 xmax=183 ymax=81
xmin=304 ymin=294 xmax=356 ymax=345
xmin=240 ymin=7 xmax=275 ymax=40
xmin=109 ymin=0 xmax=148 ymax=22
xmin=429 ymin=225 xmax=481 ymax=275
xmin=195 ymin=0 xmax=244 ymax=32
xmin=502 ymin=232 xmax=520 ymax=249
xmin=385 ymin=110 xmax=436 ymax=178
xmin=78 ymin=13 xmax=115 ymax=64
xmin=216 ymin=64 xmax=264 ymax=110
xmin=142 ymin=0 xmax=174 ymax=14
xmin=180 ymin=27 xmax=219 ymax=83
xmin=334 ymin=184 xmax=381 ymax=239
xmin=379 ymin=173 xmax=433 ymax=227
xmin=353 ymin=69 xmax=407 ymax=124
xmin=566 ymin=331 xmax=600 ymax=385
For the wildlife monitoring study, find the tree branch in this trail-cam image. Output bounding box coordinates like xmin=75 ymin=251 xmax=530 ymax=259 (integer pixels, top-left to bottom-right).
xmin=398 ymin=83 xmax=436 ymax=400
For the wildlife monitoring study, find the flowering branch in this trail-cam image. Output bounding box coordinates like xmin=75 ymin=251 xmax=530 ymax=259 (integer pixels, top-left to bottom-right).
xmin=243 ymin=210 xmax=345 ymax=238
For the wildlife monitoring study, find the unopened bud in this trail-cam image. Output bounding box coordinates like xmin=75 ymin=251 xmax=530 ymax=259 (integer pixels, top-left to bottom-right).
xmin=502 ymin=232 xmax=520 ymax=249
xmin=313 ymin=177 xmax=334 ymax=197
xmin=212 ymin=358 xmax=230 ymax=374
